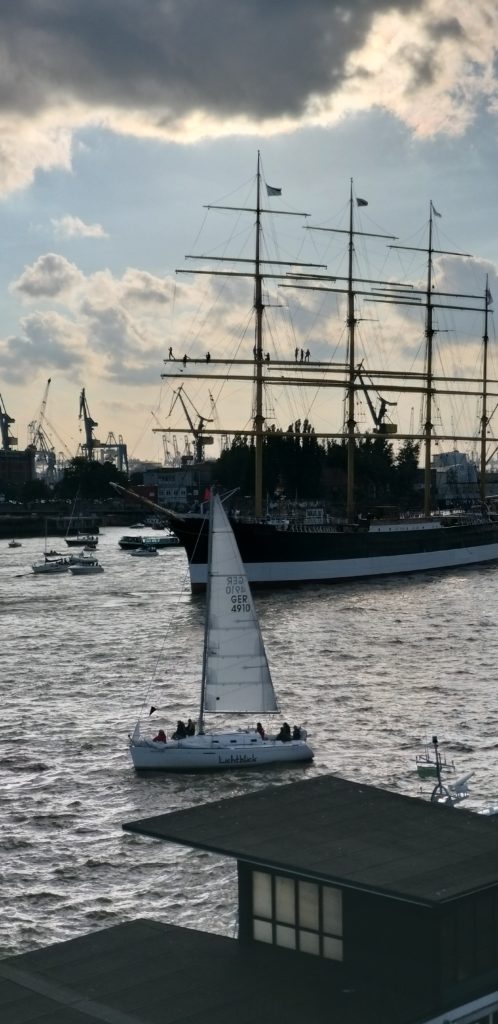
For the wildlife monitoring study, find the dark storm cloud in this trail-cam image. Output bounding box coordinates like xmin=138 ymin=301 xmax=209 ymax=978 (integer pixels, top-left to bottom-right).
xmin=0 ymin=0 xmax=421 ymax=121
xmin=428 ymin=17 xmax=464 ymax=42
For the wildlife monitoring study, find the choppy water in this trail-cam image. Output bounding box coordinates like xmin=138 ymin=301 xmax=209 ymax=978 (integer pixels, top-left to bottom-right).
xmin=1 ymin=527 xmax=498 ymax=958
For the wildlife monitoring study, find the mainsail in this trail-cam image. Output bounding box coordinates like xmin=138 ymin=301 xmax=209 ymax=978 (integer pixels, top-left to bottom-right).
xmin=203 ymin=495 xmax=278 ymax=713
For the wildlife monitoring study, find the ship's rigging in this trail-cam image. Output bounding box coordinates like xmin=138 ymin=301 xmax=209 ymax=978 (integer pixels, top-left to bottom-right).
xmin=159 ymin=156 xmax=496 ymax=519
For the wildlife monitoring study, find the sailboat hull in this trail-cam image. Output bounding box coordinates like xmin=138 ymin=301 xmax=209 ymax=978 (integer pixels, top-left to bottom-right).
xmin=129 ymin=731 xmax=313 ymax=771
xmin=169 ymin=513 xmax=498 ymax=590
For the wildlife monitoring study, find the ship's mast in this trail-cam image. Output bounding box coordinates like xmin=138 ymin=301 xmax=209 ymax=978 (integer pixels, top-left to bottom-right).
xmin=423 ymin=203 xmax=435 ymax=516
xmin=254 ymin=154 xmax=264 ymax=516
xmin=346 ymin=181 xmax=356 ymax=520
xmin=388 ymin=205 xmax=474 ymax=515
xmin=480 ymin=277 xmax=491 ymax=502
xmin=284 ymin=185 xmax=397 ymax=521
xmin=175 ymin=152 xmax=314 ymax=518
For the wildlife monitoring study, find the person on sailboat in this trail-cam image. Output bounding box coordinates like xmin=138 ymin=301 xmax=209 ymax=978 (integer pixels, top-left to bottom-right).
xmin=292 ymin=725 xmax=302 ymax=740
xmin=277 ymin=723 xmax=291 ymax=742
xmin=256 ymin=722 xmax=265 ymax=740
xmin=172 ymin=720 xmax=187 ymax=740
xmin=153 ymin=729 xmax=167 ymax=743
xmin=186 ymin=718 xmax=195 ymax=736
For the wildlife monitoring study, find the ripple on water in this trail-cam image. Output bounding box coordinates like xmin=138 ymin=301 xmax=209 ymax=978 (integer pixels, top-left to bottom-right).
xmin=1 ymin=529 xmax=498 ymax=957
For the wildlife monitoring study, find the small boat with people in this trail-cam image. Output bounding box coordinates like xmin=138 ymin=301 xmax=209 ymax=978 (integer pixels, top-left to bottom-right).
xmin=119 ymin=533 xmax=179 ymax=550
xmin=32 ymin=555 xmax=71 ymax=575
xmin=65 ymin=534 xmax=98 ymax=548
xmin=69 ymin=556 xmax=104 ymax=575
xmin=8 ymin=539 xmax=21 ymax=548
xmin=32 ymin=549 xmax=101 ymax=574
xmin=129 ymin=491 xmax=313 ymax=771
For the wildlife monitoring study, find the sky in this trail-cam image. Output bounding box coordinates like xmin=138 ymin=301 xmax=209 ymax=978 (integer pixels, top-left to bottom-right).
xmin=1 ymin=0 xmax=498 ymax=467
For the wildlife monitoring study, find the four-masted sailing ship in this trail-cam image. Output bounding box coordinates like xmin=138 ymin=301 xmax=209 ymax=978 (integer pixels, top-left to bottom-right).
xmin=157 ymin=155 xmax=498 ymax=590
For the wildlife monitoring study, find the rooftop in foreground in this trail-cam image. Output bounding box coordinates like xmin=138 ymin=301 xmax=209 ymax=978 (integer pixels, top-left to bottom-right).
xmin=124 ymin=774 xmax=498 ymax=905
xmin=0 ymin=918 xmax=395 ymax=1024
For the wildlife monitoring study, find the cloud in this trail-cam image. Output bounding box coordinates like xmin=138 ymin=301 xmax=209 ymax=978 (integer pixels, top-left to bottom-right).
xmin=51 ymin=215 xmax=108 ymax=239
xmin=4 ymin=255 xmax=182 ymax=386
xmin=0 ymin=1 xmax=497 ymax=194
xmin=0 ymin=311 xmax=85 ymax=384
xmin=121 ymin=269 xmax=175 ymax=305
xmin=12 ymin=254 xmax=84 ymax=298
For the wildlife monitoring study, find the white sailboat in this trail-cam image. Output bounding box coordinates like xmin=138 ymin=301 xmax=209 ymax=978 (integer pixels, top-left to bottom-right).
xmin=129 ymin=493 xmax=313 ymax=770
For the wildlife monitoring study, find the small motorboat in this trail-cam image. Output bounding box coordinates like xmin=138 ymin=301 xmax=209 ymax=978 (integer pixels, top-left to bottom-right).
xmin=69 ymin=556 xmax=104 ymax=575
xmin=130 ymin=547 xmax=158 ymax=557
xmin=8 ymin=540 xmax=22 ymax=548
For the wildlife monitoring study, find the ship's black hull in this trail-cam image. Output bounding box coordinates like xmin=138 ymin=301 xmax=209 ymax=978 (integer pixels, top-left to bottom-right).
xmin=169 ymin=513 xmax=498 ymax=591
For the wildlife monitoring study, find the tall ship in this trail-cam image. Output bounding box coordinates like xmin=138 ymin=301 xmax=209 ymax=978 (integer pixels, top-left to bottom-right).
xmin=150 ymin=157 xmax=498 ymax=590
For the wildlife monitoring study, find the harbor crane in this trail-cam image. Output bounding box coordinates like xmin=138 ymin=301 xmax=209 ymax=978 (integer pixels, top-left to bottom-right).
xmin=27 ymin=379 xmax=57 ymax=481
xmin=99 ymin=432 xmax=129 ymax=475
xmin=355 ymin=363 xmax=397 ymax=435
xmin=79 ymin=388 xmax=100 ymax=460
xmin=167 ymin=386 xmax=214 ymax=462
xmin=150 ymin=411 xmax=180 ymax=467
xmin=0 ymin=393 xmax=17 ymax=450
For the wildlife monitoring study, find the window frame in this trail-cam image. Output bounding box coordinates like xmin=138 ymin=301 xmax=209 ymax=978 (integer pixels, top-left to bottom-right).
xmin=251 ymin=868 xmax=343 ymax=961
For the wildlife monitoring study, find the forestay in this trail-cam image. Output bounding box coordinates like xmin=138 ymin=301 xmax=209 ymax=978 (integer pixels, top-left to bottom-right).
xmin=203 ymin=496 xmax=278 ymax=713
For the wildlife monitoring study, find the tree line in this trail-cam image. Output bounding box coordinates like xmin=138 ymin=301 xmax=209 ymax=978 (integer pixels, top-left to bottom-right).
xmin=215 ymin=422 xmax=421 ymax=511
xmin=1 ymin=428 xmax=421 ymax=511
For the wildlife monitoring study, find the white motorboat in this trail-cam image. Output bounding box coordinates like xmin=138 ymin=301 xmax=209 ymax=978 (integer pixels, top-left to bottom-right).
xmin=129 ymin=493 xmax=313 ymax=771
xmin=130 ymin=547 xmax=158 ymax=557
xmin=69 ymin=556 xmax=104 ymax=575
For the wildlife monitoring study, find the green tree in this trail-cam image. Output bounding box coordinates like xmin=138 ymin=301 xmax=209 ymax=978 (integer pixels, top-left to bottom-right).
xmin=393 ymin=440 xmax=421 ymax=508
xmin=54 ymin=457 xmax=128 ymax=500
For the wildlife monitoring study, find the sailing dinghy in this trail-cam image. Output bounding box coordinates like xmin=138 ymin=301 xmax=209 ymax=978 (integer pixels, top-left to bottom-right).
xmin=129 ymin=493 xmax=313 ymax=771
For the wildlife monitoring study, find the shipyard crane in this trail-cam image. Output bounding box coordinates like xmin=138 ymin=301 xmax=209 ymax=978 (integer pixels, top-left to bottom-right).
xmin=79 ymin=388 xmax=100 ymax=460
xmin=355 ymin=363 xmax=397 ymax=435
xmin=28 ymin=378 xmax=51 ymax=446
xmin=99 ymin=432 xmax=129 ymax=474
xmin=168 ymin=386 xmax=214 ymax=462
xmin=27 ymin=379 xmax=58 ymax=481
xmin=151 ymin=410 xmax=177 ymax=466
xmin=0 ymin=394 xmax=17 ymax=450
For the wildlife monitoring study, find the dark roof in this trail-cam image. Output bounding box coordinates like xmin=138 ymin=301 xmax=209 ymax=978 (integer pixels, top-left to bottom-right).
xmin=123 ymin=774 xmax=498 ymax=906
xmin=0 ymin=918 xmax=422 ymax=1024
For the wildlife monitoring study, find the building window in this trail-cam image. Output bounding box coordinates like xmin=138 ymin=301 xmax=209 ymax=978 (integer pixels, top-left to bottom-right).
xmin=251 ymin=870 xmax=343 ymax=961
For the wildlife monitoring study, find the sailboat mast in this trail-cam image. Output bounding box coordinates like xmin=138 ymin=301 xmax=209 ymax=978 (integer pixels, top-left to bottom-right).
xmin=346 ymin=180 xmax=356 ymax=522
xmin=480 ymin=276 xmax=490 ymax=502
xmin=254 ymin=152 xmax=265 ymax=518
xmin=423 ymin=203 xmax=435 ymax=516
xmin=198 ymin=490 xmax=215 ymax=735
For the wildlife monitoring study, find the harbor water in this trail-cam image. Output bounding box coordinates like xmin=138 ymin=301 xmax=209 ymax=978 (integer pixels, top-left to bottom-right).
xmin=1 ymin=526 xmax=498 ymax=958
